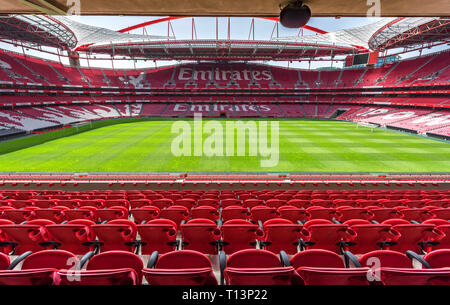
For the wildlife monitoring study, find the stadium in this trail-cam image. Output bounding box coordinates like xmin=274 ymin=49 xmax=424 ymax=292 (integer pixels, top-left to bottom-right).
xmin=0 ymin=0 xmax=449 ymax=290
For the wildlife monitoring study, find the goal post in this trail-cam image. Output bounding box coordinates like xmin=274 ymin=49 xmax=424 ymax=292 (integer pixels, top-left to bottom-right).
xmin=356 ymin=122 xmax=377 ymax=132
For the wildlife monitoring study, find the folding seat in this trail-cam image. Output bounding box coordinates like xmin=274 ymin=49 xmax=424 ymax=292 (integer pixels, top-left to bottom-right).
xmin=159 ymin=205 xmax=190 ymax=228
xmin=91 ymin=219 xmax=138 ymax=252
xmin=129 ymin=199 xmax=152 ymax=209
xmin=197 ymin=198 xmax=219 ymax=208
xmin=311 ymin=194 xmax=330 ymax=200
xmin=201 ymin=194 xmax=219 ymax=200
xmin=0 ymin=219 xmax=56 ymax=254
xmin=2 ymin=208 xmax=37 ymax=223
xmin=367 ymin=207 xmax=404 ymax=223
xmin=0 ymin=252 xmax=9 ymax=269
xmin=219 ymin=194 xmax=236 ymax=200
xmin=336 ymin=207 xmax=374 ymax=222
xmin=243 ymin=199 xmax=264 ymax=209
xmin=401 ymin=200 xmax=428 ymax=208
xmin=306 ymin=206 xmax=342 ymax=222
xmin=182 ymin=194 xmax=201 ymax=201
xmin=164 ymin=194 xmax=182 ymax=202
xmin=174 ymin=198 xmax=197 ymax=210
xmin=250 ymin=206 xmax=279 ymax=223
xmin=301 ymin=220 xmax=357 ymax=254
xmin=286 ymin=199 xmax=311 ymax=208
xmin=180 ymin=219 xmax=221 ymax=254
xmin=221 ymin=249 xmax=303 ymax=285
xmin=137 ymin=219 xmax=178 ymax=254
xmin=97 ymin=206 xmax=129 ymax=222
xmin=292 ymin=194 xmax=311 ymax=201
xmin=144 ymin=250 xmax=217 ymax=285
xmin=187 ymin=206 xmax=216 ymax=221
xmin=422 ymin=220 xmax=450 ymax=250
xmin=416 ymin=249 xmax=450 ymax=268
xmin=277 ymin=206 xmax=310 ymax=223
xmin=220 ymin=219 xmax=264 ymax=254
xmin=8 ymin=200 xmax=35 ymax=209
xmin=265 ymin=199 xmax=287 ymax=208
xmin=394 ymin=207 xmax=435 ymax=222
xmin=381 ymin=221 xmax=445 ymax=253
xmin=274 ymin=194 xmax=293 ymax=201
xmin=260 ymin=219 xmax=309 ymax=254
xmin=222 ymin=206 xmax=250 ymax=222
xmin=425 ymin=208 xmax=450 ymax=221
xmin=289 ymin=249 xmax=370 ymax=285
xmin=33 ymin=200 xmax=58 ymax=209
xmin=103 ymin=199 xmax=130 ymax=209
xmin=34 ymin=206 xmax=69 ymax=223
xmin=59 ymin=250 xmax=144 ymax=285
xmin=310 ymin=199 xmax=335 ymax=208
xmin=130 ymin=206 xmax=160 ymax=224
xmin=257 ymin=194 xmax=274 ymax=201
xmin=356 ymin=200 xmax=383 ymax=208
xmin=54 ymin=200 xmax=80 ymax=209
xmin=151 ymin=198 xmax=174 ymax=210
xmin=45 ymin=219 xmax=96 ymax=254
xmin=333 ymin=199 xmax=358 ymax=207
xmin=79 ymin=200 xmax=105 ymax=209
xmin=377 ymin=200 xmax=406 ymax=208
xmin=127 ymin=194 xmax=146 ymax=201
xmin=344 ymin=220 xmax=401 ymax=254
xmin=425 ymin=200 xmax=450 ymax=208
xmin=64 ymin=207 xmax=98 ymax=222
xmin=0 ymin=249 xmax=83 ymax=285
xmin=221 ymin=198 xmax=243 ymax=208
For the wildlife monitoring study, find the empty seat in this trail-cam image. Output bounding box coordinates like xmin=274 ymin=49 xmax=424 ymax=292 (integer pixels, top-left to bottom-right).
xmin=144 ymin=250 xmax=217 ymax=285
xmin=159 ymin=206 xmax=190 ymax=228
xmin=220 ymin=219 xmax=264 ymax=254
xmin=301 ymin=220 xmax=357 ymax=254
xmin=45 ymin=220 xmax=96 ymax=254
xmin=250 ymin=206 xmax=279 ymax=223
xmin=222 ymin=249 xmax=302 ymax=285
xmin=92 ymin=219 xmax=138 ymax=252
xmin=260 ymin=218 xmax=309 ymax=254
xmin=59 ymin=250 xmax=143 ymax=285
xmin=180 ymin=219 xmax=221 ymax=254
xmin=137 ymin=219 xmax=178 ymax=254
xmin=97 ymin=206 xmax=129 ymax=222
xmin=289 ymin=249 xmax=370 ymax=285
xmin=191 ymin=206 xmax=219 ymax=221
xmin=130 ymin=206 xmax=160 ymax=224
xmin=222 ymin=206 xmax=250 ymax=222
xmin=277 ymin=206 xmax=310 ymax=223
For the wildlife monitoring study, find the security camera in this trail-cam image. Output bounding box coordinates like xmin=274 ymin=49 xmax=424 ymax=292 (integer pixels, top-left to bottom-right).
xmin=279 ymin=0 xmax=311 ymax=28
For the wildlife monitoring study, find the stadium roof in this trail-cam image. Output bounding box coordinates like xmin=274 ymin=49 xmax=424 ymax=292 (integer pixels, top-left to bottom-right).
xmin=0 ymin=15 xmax=448 ymax=61
xmin=1 ymin=0 xmax=449 ymax=17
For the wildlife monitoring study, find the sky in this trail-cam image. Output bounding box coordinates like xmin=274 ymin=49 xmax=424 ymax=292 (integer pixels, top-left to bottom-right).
xmin=0 ymin=16 xmax=447 ymax=70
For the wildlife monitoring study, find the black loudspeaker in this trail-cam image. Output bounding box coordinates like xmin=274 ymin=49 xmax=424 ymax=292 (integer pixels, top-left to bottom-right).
xmin=280 ymin=1 xmax=311 ymax=28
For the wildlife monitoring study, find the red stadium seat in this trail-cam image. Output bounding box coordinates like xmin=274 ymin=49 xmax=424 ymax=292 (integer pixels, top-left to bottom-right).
xmin=180 ymin=219 xmax=221 ymax=254
xmin=45 ymin=220 xmax=96 ymax=254
xmin=222 ymin=206 xmax=250 ymax=221
xmin=92 ymin=219 xmax=138 ymax=252
xmin=144 ymin=250 xmax=217 ymax=285
xmin=159 ymin=205 xmax=190 ymax=228
xmin=137 ymin=219 xmax=178 ymax=254
xmin=220 ymin=219 xmax=264 ymax=254
xmin=222 ymin=249 xmax=303 ymax=285
xmin=260 ymin=218 xmax=309 ymax=254
xmin=277 ymin=206 xmax=310 ymax=223
xmin=130 ymin=206 xmax=160 ymax=224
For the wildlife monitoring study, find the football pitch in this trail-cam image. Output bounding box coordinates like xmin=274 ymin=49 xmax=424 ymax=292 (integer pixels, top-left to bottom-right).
xmin=0 ymin=118 xmax=449 ymax=173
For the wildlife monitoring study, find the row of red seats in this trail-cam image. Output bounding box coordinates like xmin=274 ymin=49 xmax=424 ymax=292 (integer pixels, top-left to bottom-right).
xmin=2 ymin=203 xmax=450 ymax=225
xmin=0 ymin=216 xmax=449 ymax=257
xmin=1 ymin=247 xmax=450 ymax=285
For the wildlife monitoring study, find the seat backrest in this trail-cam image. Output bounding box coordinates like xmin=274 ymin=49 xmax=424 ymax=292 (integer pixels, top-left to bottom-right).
xmin=290 ymin=249 xmax=345 ymax=269
xmin=87 ymin=250 xmax=143 ymax=284
xmin=424 ymin=249 xmax=450 ymax=268
xmin=21 ymin=250 xmax=78 ymax=270
xmin=358 ymin=250 xmax=412 ymax=268
xmin=227 ymin=249 xmax=280 ymax=268
xmin=156 ymin=250 xmax=213 ymax=269
xmin=137 ymin=219 xmax=177 ymax=254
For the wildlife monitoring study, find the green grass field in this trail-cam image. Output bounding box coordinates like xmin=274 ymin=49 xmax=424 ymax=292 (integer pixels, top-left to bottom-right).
xmin=0 ymin=118 xmax=449 ymax=173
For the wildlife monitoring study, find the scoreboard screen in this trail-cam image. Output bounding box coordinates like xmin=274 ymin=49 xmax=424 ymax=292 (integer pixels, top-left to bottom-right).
xmin=353 ymin=53 xmax=370 ymax=65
